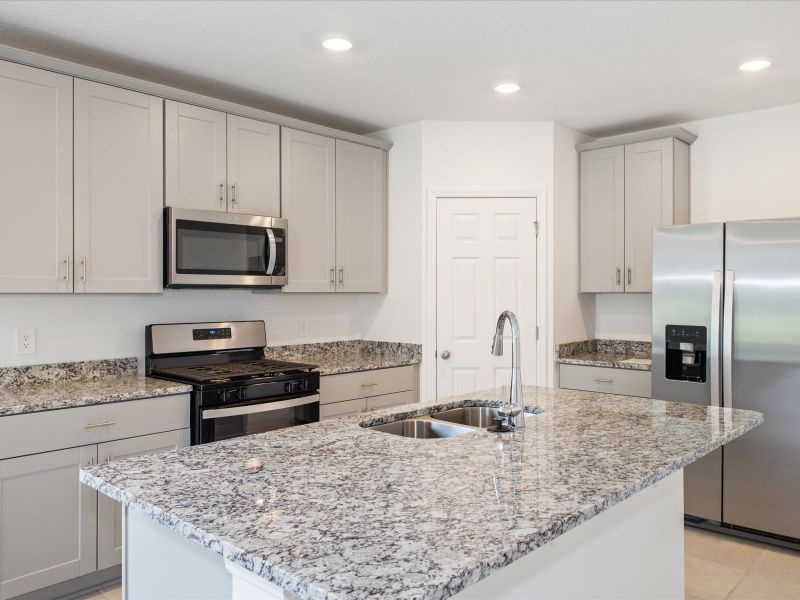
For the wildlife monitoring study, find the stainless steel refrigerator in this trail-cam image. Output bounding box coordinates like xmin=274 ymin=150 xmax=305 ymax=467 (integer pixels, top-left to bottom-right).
xmin=652 ymin=218 xmax=800 ymax=544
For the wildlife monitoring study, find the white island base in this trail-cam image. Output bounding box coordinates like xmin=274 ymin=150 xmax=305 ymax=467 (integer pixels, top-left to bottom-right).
xmin=122 ymin=471 xmax=684 ymax=600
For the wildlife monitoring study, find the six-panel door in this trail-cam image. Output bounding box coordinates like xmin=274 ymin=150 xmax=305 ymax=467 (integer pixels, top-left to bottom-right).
xmin=97 ymin=429 xmax=190 ymax=570
xmin=579 ymin=146 xmax=625 ymax=293
xmin=165 ymin=101 xmax=227 ymax=211
xmin=226 ymin=115 xmax=280 ymax=216
xmin=281 ymin=128 xmax=337 ymax=292
xmin=0 ymin=445 xmax=97 ymax=599
xmin=73 ymin=80 xmax=164 ymax=293
xmin=0 ymin=60 xmax=73 ymax=293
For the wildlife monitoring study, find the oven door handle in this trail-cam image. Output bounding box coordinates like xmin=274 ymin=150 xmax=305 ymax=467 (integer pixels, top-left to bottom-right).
xmin=265 ymin=228 xmax=277 ymax=276
xmin=202 ymin=394 xmax=319 ymax=419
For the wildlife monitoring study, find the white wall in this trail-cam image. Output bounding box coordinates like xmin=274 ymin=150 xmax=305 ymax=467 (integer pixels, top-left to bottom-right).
xmin=553 ymin=123 xmax=595 ymax=346
xmin=0 ymin=291 xmax=362 ymax=368
xmin=592 ymin=101 xmax=800 ymax=341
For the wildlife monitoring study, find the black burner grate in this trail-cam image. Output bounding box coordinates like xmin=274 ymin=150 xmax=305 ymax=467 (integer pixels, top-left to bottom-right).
xmin=152 ymin=359 xmax=316 ymax=383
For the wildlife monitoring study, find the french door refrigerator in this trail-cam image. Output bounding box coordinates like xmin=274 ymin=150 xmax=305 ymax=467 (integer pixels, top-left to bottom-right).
xmin=652 ymin=218 xmax=800 ymax=544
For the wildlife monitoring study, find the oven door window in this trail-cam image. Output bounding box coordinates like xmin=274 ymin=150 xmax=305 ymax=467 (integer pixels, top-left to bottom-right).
xmin=176 ymin=220 xmax=267 ymax=276
xmin=201 ymin=397 xmax=319 ymax=443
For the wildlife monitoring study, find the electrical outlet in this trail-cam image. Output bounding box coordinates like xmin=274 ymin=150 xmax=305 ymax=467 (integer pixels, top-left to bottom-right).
xmin=16 ymin=328 xmax=36 ymax=355
xmin=298 ymin=321 xmax=308 ymax=337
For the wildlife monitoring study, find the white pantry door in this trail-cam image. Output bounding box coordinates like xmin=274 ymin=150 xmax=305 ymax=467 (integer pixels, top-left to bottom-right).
xmin=436 ymin=197 xmax=537 ymax=398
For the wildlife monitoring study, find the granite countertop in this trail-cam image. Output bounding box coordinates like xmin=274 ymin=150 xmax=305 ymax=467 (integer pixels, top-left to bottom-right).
xmin=81 ymin=386 xmax=762 ymax=600
xmin=0 ymin=358 xmax=192 ymax=416
xmin=265 ymin=340 xmax=421 ymax=376
xmin=556 ymin=339 xmax=652 ymax=371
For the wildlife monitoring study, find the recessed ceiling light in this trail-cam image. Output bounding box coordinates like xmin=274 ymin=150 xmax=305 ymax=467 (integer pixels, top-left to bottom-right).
xmin=739 ymin=59 xmax=771 ymax=72
xmin=322 ymin=38 xmax=353 ymax=52
xmin=494 ymin=82 xmax=521 ymax=94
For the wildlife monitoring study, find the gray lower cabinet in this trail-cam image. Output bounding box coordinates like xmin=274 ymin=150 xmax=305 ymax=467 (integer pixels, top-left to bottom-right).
xmin=0 ymin=394 xmax=190 ymax=599
xmin=558 ymin=364 xmax=651 ymax=398
xmin=0 ymin=445 xmax=97 ymax=600
xmin=97 ymin=429 xmax=190 ymax=570
xmin=319 ymin=367 xmax=419 ymax=419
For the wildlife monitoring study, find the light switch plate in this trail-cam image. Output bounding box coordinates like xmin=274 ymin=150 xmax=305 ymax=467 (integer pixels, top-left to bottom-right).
xmin=16 ymin=328 xmax=36 ymax=355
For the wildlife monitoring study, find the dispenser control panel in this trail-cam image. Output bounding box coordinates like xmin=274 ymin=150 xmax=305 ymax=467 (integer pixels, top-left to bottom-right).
xmin=665 ymin=325 xmax=707 ymax=383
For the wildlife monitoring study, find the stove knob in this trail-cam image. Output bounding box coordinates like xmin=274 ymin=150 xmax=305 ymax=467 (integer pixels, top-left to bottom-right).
xmin=284 ymin=382 xmax=291 ymax=393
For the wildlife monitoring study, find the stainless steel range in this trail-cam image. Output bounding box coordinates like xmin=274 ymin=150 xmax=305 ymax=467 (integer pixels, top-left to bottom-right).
xmin=145 ymin=320 xmax=319 ymax=445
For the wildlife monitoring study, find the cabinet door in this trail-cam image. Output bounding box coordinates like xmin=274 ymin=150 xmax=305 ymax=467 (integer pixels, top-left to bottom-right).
xmin=165 ymin=101 xmax=227 ymax=211
xmin=0 ymin=60 xmax=73 ymax=293
xmin=227 ymin=115 xmax=280 ymax=216
xmin=74 ymin=80 xmax=163 ymax=293
xmin=320 ymin=398 xmax=366 ymax=420
xmin=335 ymin=141 xmax=387 ymax=293
xmin=0 ymin=445 xmax=96 ymax=599
xmin=580 ymin=146 xmax=625 ymax=293
xmin=281 ymin=128 xmax=337 ymax=292
xmin=97 ymin=429 xmax=190 ymax=570
xmin=624 ymin=138 xmax=673 ymax=293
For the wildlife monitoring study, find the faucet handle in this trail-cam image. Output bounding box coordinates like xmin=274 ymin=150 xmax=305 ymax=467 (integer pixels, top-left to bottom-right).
xmin=498 ymin=404 xmax=521 ymax=419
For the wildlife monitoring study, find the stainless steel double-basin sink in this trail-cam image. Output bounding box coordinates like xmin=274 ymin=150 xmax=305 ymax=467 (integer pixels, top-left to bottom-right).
xmin=367 ymin=406 xmax=504 ymax=439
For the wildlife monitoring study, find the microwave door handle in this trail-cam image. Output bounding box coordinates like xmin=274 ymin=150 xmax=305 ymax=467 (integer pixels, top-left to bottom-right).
xmin=265 ymin=228 xmax=277 ymax=276
xmin=202 ymin=394 xmax=319 ymax=419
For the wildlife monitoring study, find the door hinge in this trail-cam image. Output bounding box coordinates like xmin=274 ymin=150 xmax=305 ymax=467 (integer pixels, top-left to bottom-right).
xmin=533 ymin=221 xmax=540 ymax=237
xmin=536 ymin=326 xmax=540 ymax=340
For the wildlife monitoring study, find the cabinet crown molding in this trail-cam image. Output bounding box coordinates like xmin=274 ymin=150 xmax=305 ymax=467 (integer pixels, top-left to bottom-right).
xmin=576 ymin=126 xmax=698 ymax=152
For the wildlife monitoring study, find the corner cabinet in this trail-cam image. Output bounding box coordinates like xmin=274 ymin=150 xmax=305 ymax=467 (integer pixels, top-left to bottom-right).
xmin=281 ymin=128 xmax=387 ymax=293
xmin=0 ymin=60 xmax=73 ymax=293
xmin=579 ymin=129 xmax=694 ymax=293
xmin=165 ymin=101 xmax=280 ymax=216
xmin=0 ymin=394 xmax=190 ymax=599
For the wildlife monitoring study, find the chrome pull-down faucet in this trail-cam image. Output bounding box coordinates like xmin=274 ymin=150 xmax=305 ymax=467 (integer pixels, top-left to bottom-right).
xmin=491 ymin=311 xmax=525 ymax=429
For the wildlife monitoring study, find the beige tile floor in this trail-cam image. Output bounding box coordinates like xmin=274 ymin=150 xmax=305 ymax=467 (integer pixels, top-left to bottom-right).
xmin=686 ymin=526 xmax=800 ymax=600
xmin=76 ymin=527 xmax=800 ymax=600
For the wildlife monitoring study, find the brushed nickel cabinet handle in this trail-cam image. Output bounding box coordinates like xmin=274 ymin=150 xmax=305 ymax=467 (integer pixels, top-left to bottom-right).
xmin=106 ymin=452 xmax=112 ymax=464
xmin=231 ymin=182 xmax=237 ymax=205
xmin=330 ymin=268 xmax=335 ymax=285
xmin=627 ymin=267 xmax=632 ymax=286
xmin=84 ymin=420 xmax=116 ymax=429
xmin=616 ymin=267 xmax=621 ymax=286
xmin=81 ymin=257 xmax=87 ymax=284
xmin=593 ymin=378 xmax=614 ymax=384
xmin=338 ymin=267 xmax=344 ymax=285
xmin=64 ymin=256 xmax=70 ymax=284
xmin=219 ymin=182 xmax=225 ymax=206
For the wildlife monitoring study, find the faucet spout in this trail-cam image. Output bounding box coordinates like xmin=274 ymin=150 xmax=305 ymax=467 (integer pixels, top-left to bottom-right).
xmin=491 ymin=311 xmax=525 ymax=429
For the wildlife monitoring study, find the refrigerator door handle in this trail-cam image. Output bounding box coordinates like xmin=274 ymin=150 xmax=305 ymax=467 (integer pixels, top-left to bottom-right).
xmin=722 ymin=270 xmax=735 ymax=409
xmin=710 ymin=270 xmax=723 ymax=408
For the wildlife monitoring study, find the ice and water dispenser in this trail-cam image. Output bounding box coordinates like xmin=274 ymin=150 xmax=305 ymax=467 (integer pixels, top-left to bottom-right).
xmin=665 ymin=325 xmax=707 ymax=383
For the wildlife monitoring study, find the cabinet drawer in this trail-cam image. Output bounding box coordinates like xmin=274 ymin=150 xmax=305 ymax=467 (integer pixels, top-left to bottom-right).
xmin=367 ymin=390 xmax=416 ymax=412
xmin=320 ymin=398 xmax=366 ymax=420
xmin=559 ymin=364 xmax=651 ymax=398
xmin=320 ymin=366 xmax=415 ymax=405
xmin=0 ymin=394 xmax=191 ymax=460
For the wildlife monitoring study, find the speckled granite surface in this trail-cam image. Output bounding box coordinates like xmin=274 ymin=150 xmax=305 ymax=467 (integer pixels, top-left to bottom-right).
xmin=0 ymin=358 xmax=191 ymax=416
xmin=0 ymin=357 xmax=139 ymax=386
xmin=81 ymin=385 xmax=761 ymax=600
xmin=265 ymin=340 xmax=421 ymax=375
xmin=556 ymin=339 xmax=652 ymax=371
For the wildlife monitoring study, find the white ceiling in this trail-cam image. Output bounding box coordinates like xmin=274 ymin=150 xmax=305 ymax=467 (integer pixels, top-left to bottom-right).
xmin=0 ymin=1 xmax=799 ymax=137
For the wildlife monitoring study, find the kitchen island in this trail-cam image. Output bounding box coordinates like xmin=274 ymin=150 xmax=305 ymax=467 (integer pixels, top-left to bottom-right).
xmin=80 ymin=386 xmax=762 ymax=600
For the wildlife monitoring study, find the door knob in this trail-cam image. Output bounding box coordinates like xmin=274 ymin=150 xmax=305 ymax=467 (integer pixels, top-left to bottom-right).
xmin=441 ymin=350 xmax=451 ymax=360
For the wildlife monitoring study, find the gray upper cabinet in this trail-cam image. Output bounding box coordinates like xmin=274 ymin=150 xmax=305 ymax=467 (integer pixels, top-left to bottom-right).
xmin=73 ymin=80 xmax=164 ymax=294
xmin=281 ymin=130 xmax=387 ymax=294
xmin=165 ymin=101 xmax=227 ymax=211
xmin=0 ymin=60 xmax=73 ymax=293
xmin=165 ymin=101 xmax=280 ymax=216
xmin=0 ymin=445 xmax=97 ymax=600
xmin=580 ymin=146 xmax=625 ymax=293
xmin=335 ymin=140 xmax=387 ymax=293
xmin=281 ymin=128 xmax=337 ymax=292
xmin=579 ymin=129 xmax=693 ymax=293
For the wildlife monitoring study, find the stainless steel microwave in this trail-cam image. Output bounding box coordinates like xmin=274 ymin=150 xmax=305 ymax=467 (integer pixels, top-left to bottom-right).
xmin=164 ymin=208 xmax=287 ymax=288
